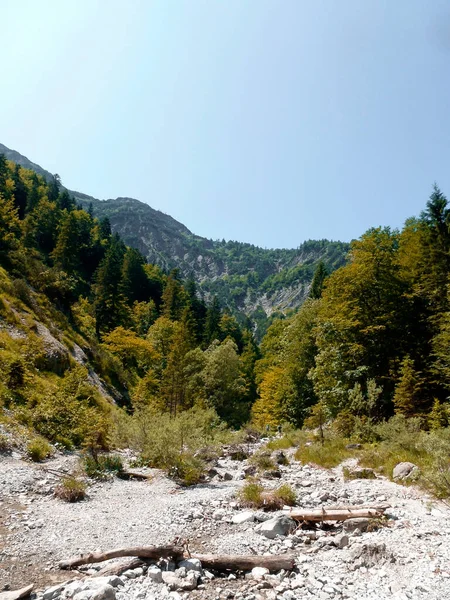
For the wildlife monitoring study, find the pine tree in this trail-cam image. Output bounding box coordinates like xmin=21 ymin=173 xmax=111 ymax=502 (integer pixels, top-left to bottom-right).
xmin=309 ymin=261 xmax=328 ymax=299
xmin=48 ymin=174 xmax=61 ymax=202
xmin=393 ymin=356 xmax=423 ymax=417
xmin=204 ymin=295 xmax=222 ymax=345
xmin=120 ymin=248 xmax=150 ymax=305
xmin=93 ymin=233 xmax=127 ymax=337
xmin=12 ymin=164 xmax=28 ymax=219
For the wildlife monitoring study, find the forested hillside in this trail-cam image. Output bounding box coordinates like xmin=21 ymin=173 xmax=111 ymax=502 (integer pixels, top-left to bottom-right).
xmin=0 ymin=143 xmax=349 ymax=332
xmin=2 ymin=148 xmax=450 ymax=474
xmin=0 ymin=155 xmax=261 ymax=456
xmin=253 ymin=185 xmax=450 ymax=431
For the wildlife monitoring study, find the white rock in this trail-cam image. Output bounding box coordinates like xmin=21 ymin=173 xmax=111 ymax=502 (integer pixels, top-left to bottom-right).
xmin=178 ymin=558 xmax=203 ymax=572
xmin=147 ymin=566 xmax=163 ymax=583
xmin=232 ymin=511 xmax=255 ymax=524
xmin=251 ymin=567 xmax=270 ymax=579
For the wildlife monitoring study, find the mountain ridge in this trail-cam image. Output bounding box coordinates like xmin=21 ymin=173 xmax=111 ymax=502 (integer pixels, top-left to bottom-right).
xmin=0 ymin=142 xmax=349 ymax=326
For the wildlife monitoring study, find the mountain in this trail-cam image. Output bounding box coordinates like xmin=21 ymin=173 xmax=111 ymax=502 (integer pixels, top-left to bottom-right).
xmin=0 ymin=142 xmax=349 ymax=327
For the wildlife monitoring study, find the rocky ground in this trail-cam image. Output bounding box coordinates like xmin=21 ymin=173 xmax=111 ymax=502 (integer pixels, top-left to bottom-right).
xmin=1 ymin=443 xmax=450 ymax=600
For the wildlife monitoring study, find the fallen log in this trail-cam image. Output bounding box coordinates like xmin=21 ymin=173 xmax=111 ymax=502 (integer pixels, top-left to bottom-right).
xmin=59 ymin=546 xmax=295 ymax=573
xmin=95 ymin=558 xmax=146 ymax=576
xmin=192 ymin=553 xmax=295 ymax=572
xmin=59 ymin=544 xmax=184 ymax=570
xmin=0 ymin=585 xmax=34 ymax=600
xmin=283 ymin=507 xmax=385 ymax=522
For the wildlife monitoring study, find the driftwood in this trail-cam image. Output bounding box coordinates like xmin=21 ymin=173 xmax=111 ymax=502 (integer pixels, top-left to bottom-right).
xmin=59 ymin=545 xmax=295 ymax=573
xmin=59 ymin=544 xmax=184 ymax=570
xmin=95 ymin=558 xmax=146 ymax=576
xmin=0 ymin=585 xmax=34 ymax=600
xmin=192 ymin=553 xmax=295 ymax=571
xmin=283 ymin=507 xmax=385 ymax=522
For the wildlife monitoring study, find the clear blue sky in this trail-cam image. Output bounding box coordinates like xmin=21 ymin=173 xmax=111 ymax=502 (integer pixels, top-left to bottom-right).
xmin=2 ymin=0 xmax=450 ymax=248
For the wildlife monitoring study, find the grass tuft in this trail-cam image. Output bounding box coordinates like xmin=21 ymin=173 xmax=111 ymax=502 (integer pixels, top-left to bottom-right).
xmin=54 ymin=476 xmax=86 ymax=502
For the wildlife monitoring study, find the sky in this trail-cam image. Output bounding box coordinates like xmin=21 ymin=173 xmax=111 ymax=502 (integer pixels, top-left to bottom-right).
xmin=2 ymin=0 xmax=450 ymax=248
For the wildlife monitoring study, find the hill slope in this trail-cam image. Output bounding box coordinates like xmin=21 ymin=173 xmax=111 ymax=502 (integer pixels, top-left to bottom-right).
xmin=0 ymin=142 xmax=349 ymax=323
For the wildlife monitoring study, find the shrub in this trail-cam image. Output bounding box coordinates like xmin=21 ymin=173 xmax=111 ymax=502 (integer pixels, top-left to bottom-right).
xmin=27 ymin=437 xmax=52 ymax=462
xmin=168 ymin=454 xmax=205 ymax=486
xmin=238 ymin=480 xmax=296 ymax=510
xmin=83 ymin=453 xmax=124 ymax=479
xmin=239 ymin=479 xmax=264 ymax=507
xmin=274 ymin=483 xmax=296 ymax=506
xmin=249 ymin=449 xmax=276 ymax=471
xmin=0 ymin=433 xmax=11 ymax=452
xmin=54 ymin=476 xmax=86 ymax=502
xmin=295 ymin=437 xmax=351 ymax=469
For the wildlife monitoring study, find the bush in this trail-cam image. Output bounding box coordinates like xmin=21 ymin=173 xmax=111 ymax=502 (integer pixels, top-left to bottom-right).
xmin=54 ymin=476 xmax=86 ymax=502
xmin=0 ymin=433 xmax=11 ymax=452
xmin=113 ymin=406 xmax=228 ymax=483
xmin=295 ymin=437 xmax=351 ymax=469
xmin=83 ymin=453 xmax=124 ymax=479
xmin=168 ymin=454 xmax=205 ymax=486
xmin=27 ymin=437 xmax=52 ymax=462
xmin=274 ymin=483 xmax=296 ymax=506
xmin=249 ymin=449 xmax=276 ymax=471
xmin=239 ymin=479 xmax=264 ymax=507
xmin=238 ymin=480 xmax=296 ymax=510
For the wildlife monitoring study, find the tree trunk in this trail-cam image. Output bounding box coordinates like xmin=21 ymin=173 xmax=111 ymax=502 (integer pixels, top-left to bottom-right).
xmin=283 ymin=507 xmax=385 ymax=522
xmin=192 ymin=553 xmax=295 ymax=572
xmin=59 ymin=545 xmax=184 ymax=570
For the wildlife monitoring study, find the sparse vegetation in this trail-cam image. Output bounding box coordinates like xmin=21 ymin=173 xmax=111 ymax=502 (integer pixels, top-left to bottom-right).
xmin=83 ymin=453 xmax=124 ymax=479
xmin=26 ymin=437 xmax=52 ymax=462
xmin=54 ymin=476 xmax=87 ymax=502
xmin=238 ymin=479 xmax=296 ymax=510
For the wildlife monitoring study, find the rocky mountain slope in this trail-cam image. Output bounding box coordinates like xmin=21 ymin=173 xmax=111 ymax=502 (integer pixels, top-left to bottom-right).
xmin=0 ymin=143 xmax=349 ymax=324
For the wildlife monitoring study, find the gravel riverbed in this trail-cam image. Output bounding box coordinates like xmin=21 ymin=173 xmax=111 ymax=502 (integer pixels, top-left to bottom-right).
xmin=1 ymin=446 xmax=450 ymax=600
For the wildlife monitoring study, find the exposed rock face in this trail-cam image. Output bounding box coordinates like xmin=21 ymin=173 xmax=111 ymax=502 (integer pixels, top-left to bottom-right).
xmin=0 ymin=142 xmax=349 ymax=330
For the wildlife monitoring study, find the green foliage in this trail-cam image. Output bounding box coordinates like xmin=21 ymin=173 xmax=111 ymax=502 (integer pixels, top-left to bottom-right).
xmin=83 ymin=453 xmax=124 ymax=479
xmin=295 ymin=437 xmax=351 ymax=469
xmin=113 ymin=406 xmax=228 ymax=484
xmin=275 ymin=483 xmax=297 ymax=506
xmin=54 ymin=476 xmax=86 ymax=502
xmin=238 ymin=479 xmax=264 ymax=507
xmin=249 ymin=449 xmax=276 ymax=471
xmin=27 ymin=437 xmax=52 ymax=462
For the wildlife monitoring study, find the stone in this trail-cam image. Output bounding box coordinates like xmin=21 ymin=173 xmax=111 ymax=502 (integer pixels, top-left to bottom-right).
xmin=223 ymin=472 xmax=233 ymax=481
xmin=334 ymin=534 xmax=349 ymax=548
xmin=243 ymin=465 xmax=257 ymax=477
xmin=255 ymin=515 xmax=296 ymax=539
xmin=162 ymin=571 xmax=199 ymax=591
xmin=346 ymin=443 xmax=362 ymax=450
xmin=273 ymin=451 xmax=288 ymax=465
xmin=212 ymin=508 xmax=227 ymax=520
xmin=393 ymin=462 xmax=420 ymax=481
xmin=178 ymin=558 xmax=203 ymax=572
xmin=262 ymin=469 xmax=282 ymax=479
xmin=343 ymin=518 xmax=370 ymax=533
xmin=251 ymin=567 xmax=270 ymax=580
xmin=43 ymin=584 xmax=66 ymax=600
xmin=232 ymin=511 xmax=255 ymax=524
xmin=90 ymin=585 xmax=116 ymax=600
xmin=147 ymin=566 xmax=163 ymax=583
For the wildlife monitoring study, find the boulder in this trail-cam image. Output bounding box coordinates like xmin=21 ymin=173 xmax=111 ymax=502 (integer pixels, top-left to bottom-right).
xmin=232 ymin=510 xmax=255 ymax=524
xmin=90 ymin=586 xmax=116 ymax=600
xmin=162 ymin=571 xmax=199 ymax=591
xmin=178 ymin=558 xmax=203 ymax=573
xmin=343 ymin=518 xmax=370 ymax=533
xmin=147 ymin=566 xmax=163 ymax=583
xmin=273 ymin=451 xmax=289 ymax=465
xmin=393 ymin=462 xmax=420 ymax=481
xmin=255 ymin=515 xmax=296 ymax=539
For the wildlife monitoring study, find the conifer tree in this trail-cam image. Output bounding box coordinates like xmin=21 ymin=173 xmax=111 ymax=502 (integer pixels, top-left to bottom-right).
xmin=120 ymin=247 xmax=150 ymax=305
xmin=309 ymin=261 xmax=328 ymax=299
xmin=204 ymin=295 xmax=222 ymax=345
xmin=12 ymin=164 xmax=28 ymax=219
xmin=93 ymin=233 xmax=127 ymax=337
